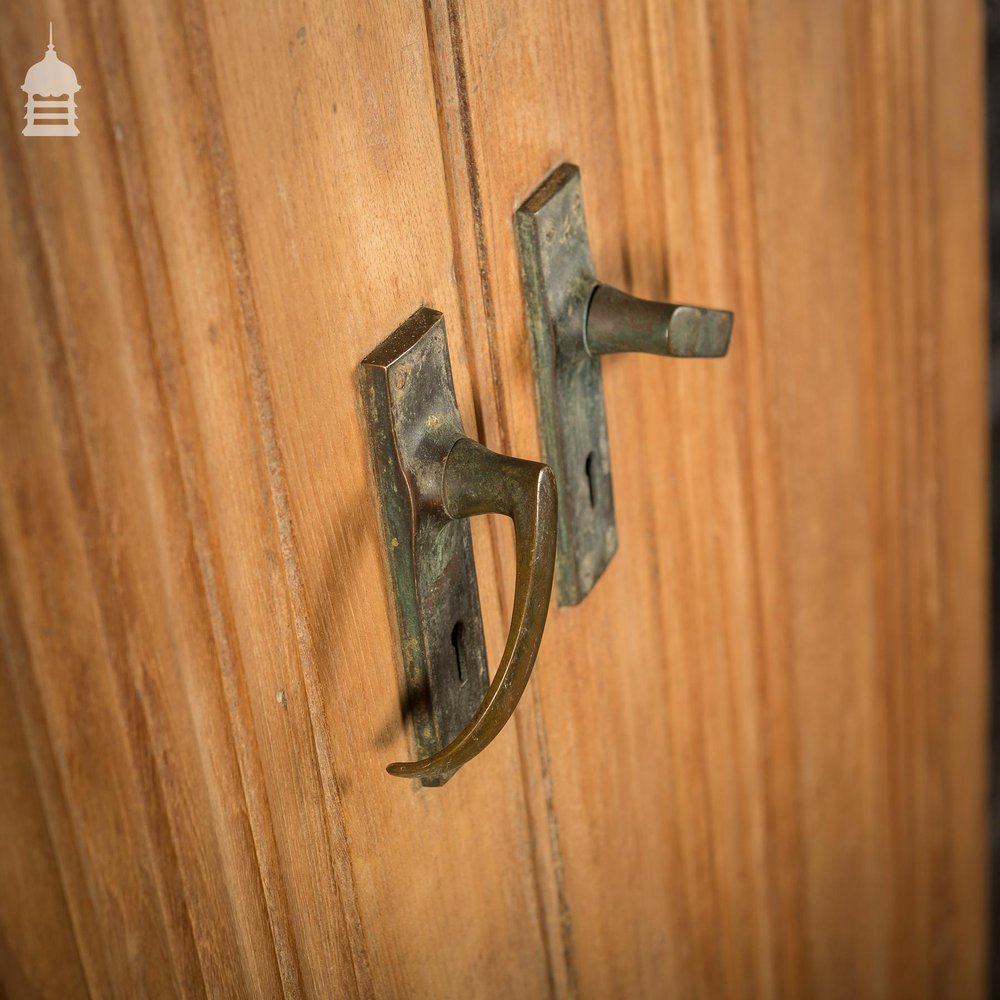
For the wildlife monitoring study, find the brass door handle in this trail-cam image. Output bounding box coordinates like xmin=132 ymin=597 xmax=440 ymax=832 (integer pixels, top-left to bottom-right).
xmin=516 ymin=163 xmax=734 ymax=606
xmin=361 ymin=308 xmax=556 ymax=785
xmin=389 ymin=436 xmax=556 ymax=779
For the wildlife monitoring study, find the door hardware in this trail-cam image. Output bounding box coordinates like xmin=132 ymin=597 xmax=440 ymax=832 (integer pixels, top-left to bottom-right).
xmin=516 ymin=163 xmax=734 ymax=606
xmin=361 ymin=307 xmax=557 ymax=785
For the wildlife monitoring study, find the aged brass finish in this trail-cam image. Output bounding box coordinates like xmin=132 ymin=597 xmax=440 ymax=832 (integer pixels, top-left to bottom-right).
xmin=585 ymin=285 xmax=732 ymax=358
xmin=516 ymin=163 xmax=734 ymax=606
xmin=515 ymin=164 xmax=615 ymax=607
xmin=360 ymin=307 xmax=556 ymax=784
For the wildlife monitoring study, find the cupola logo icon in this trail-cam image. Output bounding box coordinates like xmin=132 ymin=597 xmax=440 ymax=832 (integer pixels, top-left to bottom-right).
xmin=21 ymin=23 xmax=80 ymax=137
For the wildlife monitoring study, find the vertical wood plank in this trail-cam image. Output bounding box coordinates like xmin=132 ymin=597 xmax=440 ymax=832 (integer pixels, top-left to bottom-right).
xmin=0 ymin=0 xmax=554 ymax=996
xmin=433 ymin=0 xmax=987 ymax=995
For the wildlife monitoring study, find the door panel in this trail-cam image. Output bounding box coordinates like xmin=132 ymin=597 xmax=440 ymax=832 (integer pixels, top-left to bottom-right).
xmin=0 ymin=0 xmax=986 ymax=998
xmin=0 ymin=1 xmax=549 ymax=996
xmin=432 ymin=0 xmax=986 ymax=996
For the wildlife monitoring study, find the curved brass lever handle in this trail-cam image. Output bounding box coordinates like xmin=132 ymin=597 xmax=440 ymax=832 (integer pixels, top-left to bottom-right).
xmin=387 ymin=438 xmax=556 ymax=780
xmin=361 ymin=307 xmax=557 ymax=785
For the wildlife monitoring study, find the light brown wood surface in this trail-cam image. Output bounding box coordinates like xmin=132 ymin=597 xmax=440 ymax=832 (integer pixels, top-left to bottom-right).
xmin=0 ymin=1 xmax=986 ymax=998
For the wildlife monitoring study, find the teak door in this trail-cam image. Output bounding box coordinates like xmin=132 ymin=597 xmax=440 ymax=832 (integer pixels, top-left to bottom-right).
xmin=0 ymin=1 xmax=986 ymax=998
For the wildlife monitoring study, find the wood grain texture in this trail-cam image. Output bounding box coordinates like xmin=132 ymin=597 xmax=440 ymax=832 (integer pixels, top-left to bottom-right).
xmin=0 ymin=0 xmax=986 ymax=998
xmin=432 ymin=0 xmax=987 ymax=996
xmin=0 ymin=0 xmax=549 ymax=997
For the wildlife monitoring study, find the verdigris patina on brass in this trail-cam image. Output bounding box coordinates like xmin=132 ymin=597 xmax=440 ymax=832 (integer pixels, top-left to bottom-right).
xmin=361 ymin=307 xmax=556 ymax=785
xmin=516 ymin=164 xmax=613 ymax=607
xmin=516 ymin=163 xmax=734 ymax=606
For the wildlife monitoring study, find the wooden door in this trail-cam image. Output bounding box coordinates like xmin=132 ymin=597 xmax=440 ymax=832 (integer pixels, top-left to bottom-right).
xmin=0 ymin=1 xmax=986 ymax=998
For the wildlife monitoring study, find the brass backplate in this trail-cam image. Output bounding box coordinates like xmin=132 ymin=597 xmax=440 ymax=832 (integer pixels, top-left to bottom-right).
xmin=359 ymin=308 xmax=490 ymax=786
xmin=516 ymin=164 xmax=617 ymax=606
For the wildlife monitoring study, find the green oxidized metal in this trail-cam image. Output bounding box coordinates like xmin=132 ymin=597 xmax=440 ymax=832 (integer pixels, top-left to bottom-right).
xmin=516 ymin=163 xmax=733 ymax=608
xmin=516 ymin=164 xmax=617 ymax=606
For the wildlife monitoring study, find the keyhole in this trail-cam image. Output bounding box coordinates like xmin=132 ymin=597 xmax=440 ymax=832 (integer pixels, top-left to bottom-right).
xmin=451 ymin=621 xmax=465 ymax=684
xmin=585 ymin=451 xmax=597 ymax=508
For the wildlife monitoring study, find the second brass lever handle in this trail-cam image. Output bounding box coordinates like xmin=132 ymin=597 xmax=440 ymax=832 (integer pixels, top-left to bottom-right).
xmin=585 ymin=285 xmax=732 ymax=359
xmin=387 ymin=438 xmax=556 ymax=780
xmin=516 ymin=162 xmax=735 ymax=606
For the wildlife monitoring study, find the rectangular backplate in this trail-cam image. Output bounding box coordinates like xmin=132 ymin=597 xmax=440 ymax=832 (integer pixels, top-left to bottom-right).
xmin=516 ymin=164 xmax=617 ymax=606
xmin=360 ymin=308 xmax=490 ymax=786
